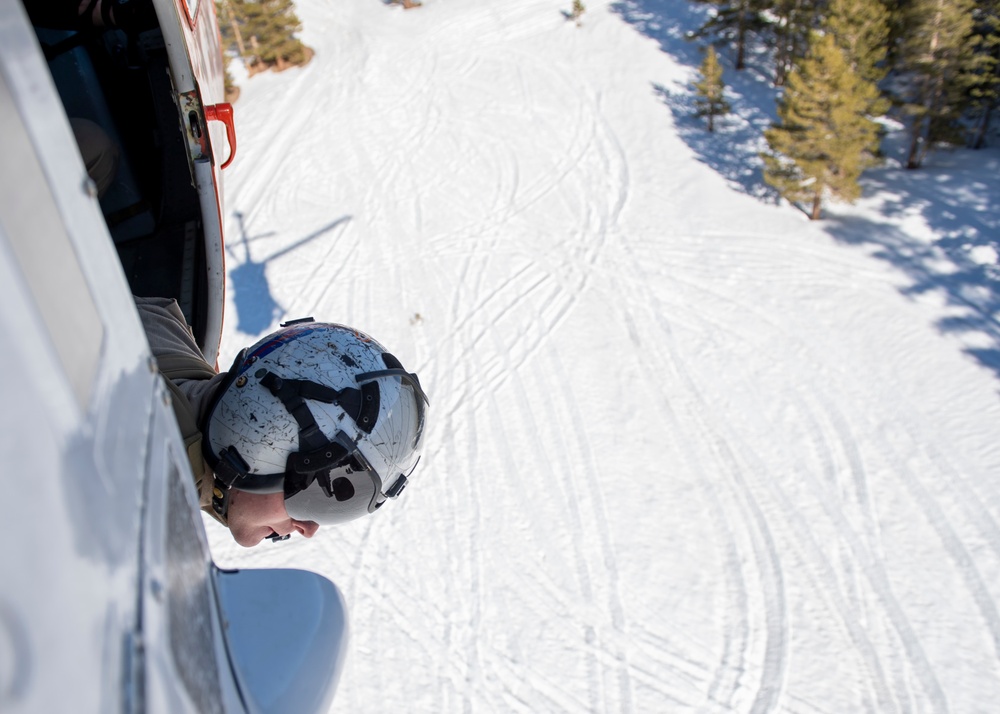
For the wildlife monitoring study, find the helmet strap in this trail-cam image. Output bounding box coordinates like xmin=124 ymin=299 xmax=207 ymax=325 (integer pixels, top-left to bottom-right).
xmin=261 ymin=372 xmax=346 ymax=450
xmin=259 ymin=371 xmax=354 ymax=500
xmin=211 ymin=475 xmax=231 ymax=519
xmin=260 ymin=371 xmax=380 ymax=438
xmin=260 ymin=372 xmax=387 ymax=505
xmin=284 ymin=438 xmax=352 ymax=499
xmin=208 ymin=445 xmax=249 ymax=520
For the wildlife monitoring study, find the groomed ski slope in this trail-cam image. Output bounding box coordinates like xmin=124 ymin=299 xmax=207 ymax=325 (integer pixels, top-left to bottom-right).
xmin=205 ymin=1 xmax=1000 ymax=711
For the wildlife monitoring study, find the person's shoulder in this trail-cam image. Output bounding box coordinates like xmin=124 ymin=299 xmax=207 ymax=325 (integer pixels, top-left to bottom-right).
xmin=134 ymin=295 xmax=179 ymax=310
xmin=134 ymin=295 xmax=187 ymax=322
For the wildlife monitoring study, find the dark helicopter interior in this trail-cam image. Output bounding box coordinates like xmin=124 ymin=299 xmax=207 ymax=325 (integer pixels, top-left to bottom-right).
xmin=25 ymin=2 xmax=212 ymax=351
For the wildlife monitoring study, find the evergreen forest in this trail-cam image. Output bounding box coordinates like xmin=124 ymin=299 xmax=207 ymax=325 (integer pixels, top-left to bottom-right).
xmin=690 ymin=0 xmax=999 ymax=217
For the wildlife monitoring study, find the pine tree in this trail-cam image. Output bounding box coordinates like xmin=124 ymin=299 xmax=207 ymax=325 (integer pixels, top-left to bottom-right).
xmin=968 ymin=0 xmax=1000 ymax=147
xmin=216 ymin=1 xmax=244 ymax=97
xmin=220 ymin=0 xmax=313 ymax=75
xmin=762 ymin=32 xmax=883 ymax=219
xmin=884 ymin=0 xmax=914 ymax=67
xmin=571 ymin=0 xmax=586 ymax=26
xmin=770 ymin=0 xmax=823 ymax=87
xmin=895 ymin=0 xmax=979 ymax=167
xmin=217 ymin=0 xmax=247 ymax=57
xmin=826 ymin=0 xmax=891 ymax=84
xmin=691 ymin=0 xmax=767 ymax=70
xmin=694 ymin=46 xmax=731 ymax=131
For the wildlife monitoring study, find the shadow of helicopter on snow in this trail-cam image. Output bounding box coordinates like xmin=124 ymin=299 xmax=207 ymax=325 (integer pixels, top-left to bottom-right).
xmin=229 ymin=211 xmax=352 ymax=335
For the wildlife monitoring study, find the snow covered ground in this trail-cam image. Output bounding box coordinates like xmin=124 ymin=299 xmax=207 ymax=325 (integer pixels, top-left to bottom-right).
xmin=205 ymin=1 xmax=1000 ymax=711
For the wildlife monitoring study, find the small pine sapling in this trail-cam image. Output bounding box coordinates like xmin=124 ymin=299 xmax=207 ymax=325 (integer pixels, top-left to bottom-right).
xmin=694 ymin=46 xmax=730 ymax=132
xmin=571 ymin=1 xmax=586 ymax=26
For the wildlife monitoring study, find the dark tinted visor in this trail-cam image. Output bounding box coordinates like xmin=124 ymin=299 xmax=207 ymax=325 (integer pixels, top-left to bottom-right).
xmin=283 ymin=432 xmax=388 ymax=525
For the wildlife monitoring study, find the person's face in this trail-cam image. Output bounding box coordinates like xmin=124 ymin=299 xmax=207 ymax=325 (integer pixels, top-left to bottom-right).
xmin=226 ymin=489 xmax=320 ymax=547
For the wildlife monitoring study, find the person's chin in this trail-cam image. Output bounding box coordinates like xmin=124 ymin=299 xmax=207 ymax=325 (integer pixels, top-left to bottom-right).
xmin=232 ymin=526 xmax=268 ymax=548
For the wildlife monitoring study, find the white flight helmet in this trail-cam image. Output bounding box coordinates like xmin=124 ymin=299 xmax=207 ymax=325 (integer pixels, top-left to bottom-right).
xmin=202 ymin=319 xmax=428 ymax=527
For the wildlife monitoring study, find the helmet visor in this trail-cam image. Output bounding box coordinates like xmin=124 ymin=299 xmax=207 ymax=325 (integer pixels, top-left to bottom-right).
xmin=284 ymin=372 xmax=427 ymax=526
xmin=359 ymin=373 xmax=426 ymax=497
xmin=283 ymin=432 xmax=388 ymax=526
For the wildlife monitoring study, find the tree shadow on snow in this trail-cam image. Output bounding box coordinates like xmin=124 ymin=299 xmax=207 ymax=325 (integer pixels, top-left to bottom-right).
xmin=229 ymin=212 xmax=352 ymax=335
xmin=824 ymin=151 xmax=1000 ymax=383
xmin=612 ymin=0 xmax=1000 ymax=386
xmin=611 ymin=0 xmax=780 ymax=201
xmin=651 ymin=82 xmax=777 ymax=200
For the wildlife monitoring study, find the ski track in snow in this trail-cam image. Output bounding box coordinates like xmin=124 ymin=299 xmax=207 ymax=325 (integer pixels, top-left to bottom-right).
xmin=207 ymin=1 xmax=1000 ymax=712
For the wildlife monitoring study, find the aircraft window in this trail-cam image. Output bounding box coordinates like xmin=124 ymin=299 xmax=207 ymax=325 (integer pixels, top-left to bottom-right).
xmin=166 ymin=458 xmax=225 ymax=714
xmin=182 ymin=0 xmax=201 ymax=25
xmin=0 ymin=69 xmax=103 ymax=409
